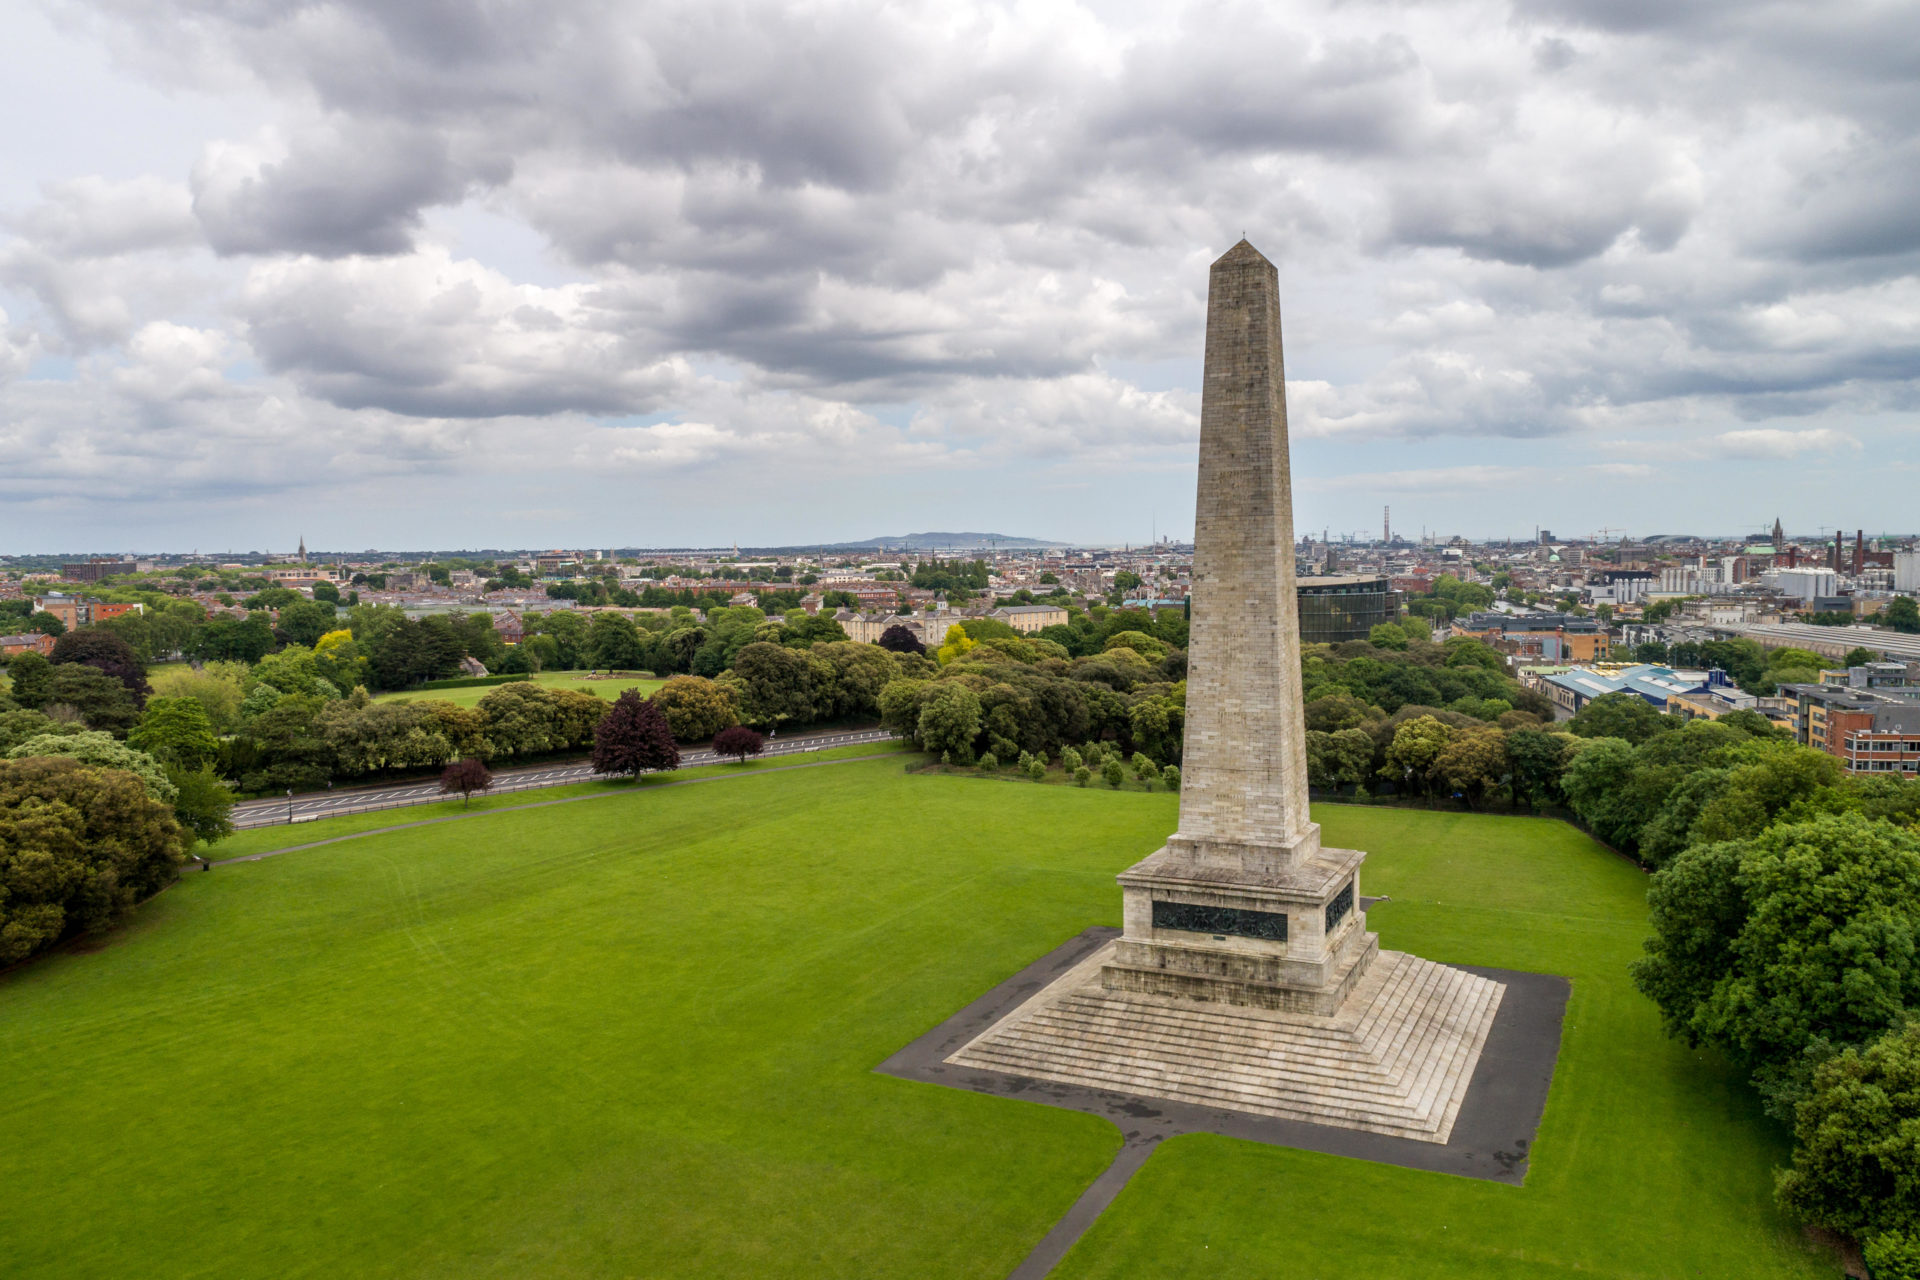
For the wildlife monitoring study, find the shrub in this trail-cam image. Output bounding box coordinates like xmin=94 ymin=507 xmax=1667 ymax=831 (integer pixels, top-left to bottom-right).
xmin=1059 ymin=747 xmax=1082 ymax=773
xmin=1027 ymin=759 xmax=1046 ymax=782
xmin=978 ymin=751 xmax=999 ymax=771
xmin=1131 ymin=751 xmax=1156 ymax=779
xmin=1102 ymin=757 xmax=1125 ymax=788
xmin=1162 ymin=764 xmax=1181 ymax=791
xmin=1073 ymin=765 xmax=1092 ymax=787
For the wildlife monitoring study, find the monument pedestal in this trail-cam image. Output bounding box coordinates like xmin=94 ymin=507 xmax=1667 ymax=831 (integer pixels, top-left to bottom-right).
xmin=1100 ymin=821 xmax=1377 ymax=1016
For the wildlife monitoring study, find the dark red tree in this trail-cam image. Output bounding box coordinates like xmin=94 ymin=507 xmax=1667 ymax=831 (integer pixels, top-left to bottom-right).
xmin=592 ymin=689 xmax=681 ymax=778
xmin=712 ymin=725 xmax=766 ymax=763
xmin=439 ymin=758 xmax=493 ymax=807
xmin=877 ymin=624 xmax=925 ymax=655
xmin=50 ymin=628 xmax=151 ymax=706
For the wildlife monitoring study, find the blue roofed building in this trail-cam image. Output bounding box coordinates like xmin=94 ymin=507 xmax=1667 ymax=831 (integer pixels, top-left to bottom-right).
xmin=1529 ymin=664 xmax=1713 ymax=718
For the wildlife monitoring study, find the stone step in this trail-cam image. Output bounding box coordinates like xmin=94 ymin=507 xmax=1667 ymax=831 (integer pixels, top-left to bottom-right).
xmin=952 ymin=1040 xmax=1446 ymax=1133
xmin=972 ymin=1025 xmax=1429 ymax=1112
xmin=975 ymin=999 xmax=1478 ymax=1119
xmin=945 ymin=949 xmax=1506 ymax=1145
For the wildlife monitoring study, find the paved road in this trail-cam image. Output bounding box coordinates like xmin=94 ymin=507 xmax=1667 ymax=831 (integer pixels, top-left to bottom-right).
xmin=229 ymin=727 xmax=896 ymax=830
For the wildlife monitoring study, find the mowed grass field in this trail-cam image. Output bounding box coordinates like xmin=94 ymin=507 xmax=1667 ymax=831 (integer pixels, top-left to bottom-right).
xmin=0 ymin=764 xmax=1832 ymax=1278
xmin=374 ymin=670 xmax=665 ymax=707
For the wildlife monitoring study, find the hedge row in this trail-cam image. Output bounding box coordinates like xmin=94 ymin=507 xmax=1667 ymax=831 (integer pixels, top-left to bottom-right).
xmin=412 ymin=673 xmax=534 ymax=691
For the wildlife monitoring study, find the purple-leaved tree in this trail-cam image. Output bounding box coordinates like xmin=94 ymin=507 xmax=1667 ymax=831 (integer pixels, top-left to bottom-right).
xmin=712 ymin=725 xmax=765 ymax=764
xmin=592 ymin=690 xmax=681 ymax=779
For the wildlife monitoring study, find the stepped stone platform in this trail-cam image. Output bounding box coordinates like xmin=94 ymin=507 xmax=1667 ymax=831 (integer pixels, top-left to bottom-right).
xmin=947 ymin=939 xmax=1503 ymax=1143
xmin=878 ymin=927 xmax=1568 ymax=1183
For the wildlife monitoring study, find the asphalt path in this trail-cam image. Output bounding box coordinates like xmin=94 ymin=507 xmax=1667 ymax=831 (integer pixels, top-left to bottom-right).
xmin=229 ymin=727 xmax=896 ymax=830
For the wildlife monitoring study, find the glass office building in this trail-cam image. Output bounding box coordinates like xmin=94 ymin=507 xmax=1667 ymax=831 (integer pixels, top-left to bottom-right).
xmin=1297 ymin=575 xmax=1398 ymax=644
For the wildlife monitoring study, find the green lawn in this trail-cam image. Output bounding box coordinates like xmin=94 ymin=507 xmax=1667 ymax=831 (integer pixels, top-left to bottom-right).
xmin=213 ymin=741 xmax=911 ymax=861
xmin=0 ymin=768 xmax=1830 ymax=1278
xmin=374 ymin=670 xmax=666 ymax=708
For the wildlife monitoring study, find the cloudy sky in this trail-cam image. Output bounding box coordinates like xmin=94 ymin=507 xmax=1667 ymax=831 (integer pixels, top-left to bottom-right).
xmin=2 ymin=0 xmax=1915 ymax=553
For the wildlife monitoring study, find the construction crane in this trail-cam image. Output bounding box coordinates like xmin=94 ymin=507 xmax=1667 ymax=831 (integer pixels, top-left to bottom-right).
xmin=1592 ymin=527 xmax=1622 ymax=543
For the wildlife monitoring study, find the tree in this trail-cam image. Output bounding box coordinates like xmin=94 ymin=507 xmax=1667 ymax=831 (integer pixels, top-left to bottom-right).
xmin=128 ymin=697 xmax=219 ymax=771
xmin=44 ymin=666 xmax=141 ymax=736
xmin=650 ymin=676 xmax=740 ymax=742
xmin=1102 ymin=756 xmax=1126 ymax=788
xmin=150 ymin=660 xmax=248 ymax=733
xmin=166 ymin=765 xmax=236 ymax=849
xmin=274 ymin=599 xmax=336 ymax=648
xmin=587 ymin=612 xmax=645 ymax=670
xmin=1073 ymin=765 xmax=1092 ymax=786
xmin=50 ymin=628 xmax=150 ymax=705
xmin=1506 ymin=728 xmax=1571 ymax=809
xmin=1383 ymin=716 xmax=1452 ymax=797
xmin=1884 ymin=597 xmax=1920 ymax=634
xmin=311 ymin=580 xmax=341 ymax=605
xmin=6 ymin=731 xmax=176 ymax=802
xmin=1162 ymin=764 xmax=1181 ymax=791
xmin=1568 ymin=692 xmax=1672 ymax=744
xmin=877 ymin=624 xmax=926 ymax=655
xmin=1633 ymin=814 xmax=1920 ymax=1108
xmin=723 ymin=642 xmax=834 ymax=729
xmin=186 ymin=614 xmax=275 ymax=664
xmin=917 ymin=683 xmax=983 ymax=762
xmin=813 ymin=642 xmax=898 ymax=719
xmin=5 ymin=650 xmax=54 ymax=708
xmin=1368 ymin=621 xmax=1410 ymax=650
xmin=0 ymin=756 xmax=184 ymax=964
xmin=24 ymin=610 xmax=65 ymax=636
xmin=712 ymin=725 xmax=765 ymax=763
xmin=591 ymin=690 xmax=680 ymax=778
xmin=1775 ymin=1022 xmax=1920 ymax=1252
xmin=1433 ymin=727 xmax=1508 ymax=808
xmin=934 ymin=624 xmax=976 ymax=665
xmin=1844 ymin=646 xmax=1879 ymax=668
xmin=439 ymin=758 xmax=494 ymax=808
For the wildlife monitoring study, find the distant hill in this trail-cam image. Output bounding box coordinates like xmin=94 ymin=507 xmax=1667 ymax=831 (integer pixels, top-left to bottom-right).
xmin=747 ymin=532 xmax=1067 ymax=553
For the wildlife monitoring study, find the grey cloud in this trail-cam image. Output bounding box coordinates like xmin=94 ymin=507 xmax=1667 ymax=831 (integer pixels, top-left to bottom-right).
xmin=12 ymin=0 xmax=1920 ymax=497
xmin=4 ymin=177 xmax=197 ymax=256
xmin=192 ymin=122 xmax=507 ymax=256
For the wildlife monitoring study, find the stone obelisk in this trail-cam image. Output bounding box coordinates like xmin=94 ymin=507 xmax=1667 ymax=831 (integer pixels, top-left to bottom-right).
xmin=1100 ymin=240 xmax=1376 ymax=1014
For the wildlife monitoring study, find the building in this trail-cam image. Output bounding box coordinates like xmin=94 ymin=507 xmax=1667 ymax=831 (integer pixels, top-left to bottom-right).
xmin=1665 ymin=670 xmax=1760 ymax=721
xmin=265 ymin=566 xmax=343 ymax=589
xmin=1778 ymin=677 xmax=1920 ymax=777
xmin=1897 ymin=552 xmax=1920 ymax=594
xmin=1529 ymin=664 xmax=1708 ymax=717
xmin=1296 ymin=575 xmax=1397 ymax=644
xmin=0 ymin=632 xmax=56 ymax=658
xmin=990 ymin=603 xmax=1069 ymax=633
xmin=1453 ymin=611 xmax=1608 ymax=664
xmin=60 ymin=558 xmax=139 ymax=582
xmin=1772 ymin=566 xmax=1839 ymax=604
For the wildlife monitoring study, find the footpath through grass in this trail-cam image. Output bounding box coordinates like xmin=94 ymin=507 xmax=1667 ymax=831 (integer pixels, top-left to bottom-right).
xmin=0 ymin=770 xmax=1830 ymax=1278
xmin=373 ymin=670 xmax=665 ymax=708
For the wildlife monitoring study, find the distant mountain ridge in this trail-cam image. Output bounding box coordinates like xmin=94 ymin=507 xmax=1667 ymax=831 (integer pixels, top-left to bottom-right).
xmin=747 ymin=531 xmax=1067 ymax=553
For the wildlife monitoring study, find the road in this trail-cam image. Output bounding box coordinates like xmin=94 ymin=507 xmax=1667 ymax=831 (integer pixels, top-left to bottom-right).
xmin=229 ymin=727 xmax=897 ymax=830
